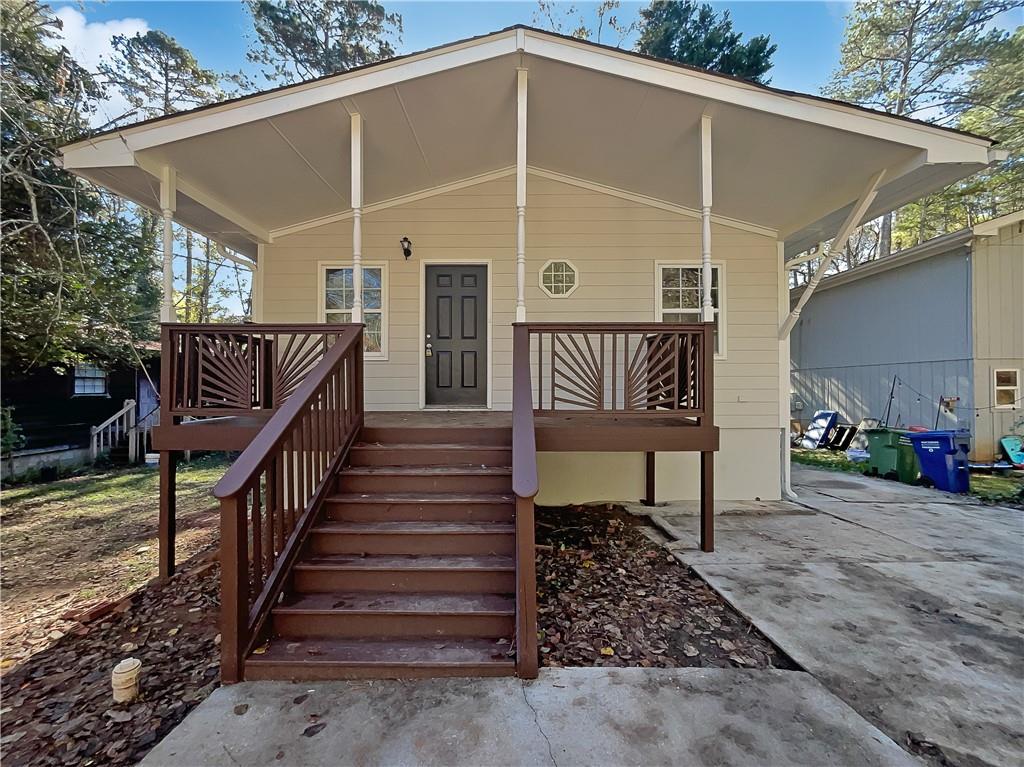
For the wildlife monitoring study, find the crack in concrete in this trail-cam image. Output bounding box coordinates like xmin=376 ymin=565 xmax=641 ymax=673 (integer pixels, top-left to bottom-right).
xmin=520 ymin=680 xmax=558 ymax=767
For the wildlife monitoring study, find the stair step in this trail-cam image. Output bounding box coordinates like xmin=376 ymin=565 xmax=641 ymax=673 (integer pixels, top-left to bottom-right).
xmin=245 ymin=638 xmax=515 ymax=680
xmin=359 ymin=426 xmax=511 ymax=447
xmin=272 ymin=592 xmax=515 ymax=639
xmin=349 ymin=442 xmax=511 ymax=467
xmin=307 ymin=521 xmax=515 ymax=556
xmin=325 ymin=492 xmax=514 ymax=522
xmin=292 ymin=554 xmax=515 ymax=593
xmin=337 ymin=466 xmax=513 ymax=494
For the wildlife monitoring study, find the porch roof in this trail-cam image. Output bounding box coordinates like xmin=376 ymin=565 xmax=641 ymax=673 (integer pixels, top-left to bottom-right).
xmin=60 ymin=26 xmax=1004 ymax=261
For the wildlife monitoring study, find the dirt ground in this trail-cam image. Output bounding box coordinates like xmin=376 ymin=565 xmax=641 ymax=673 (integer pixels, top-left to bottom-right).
xmin=535 ymin=505 xmax=795 ymax=670
xmin=1 ymin=456 xmax=227 ymax=666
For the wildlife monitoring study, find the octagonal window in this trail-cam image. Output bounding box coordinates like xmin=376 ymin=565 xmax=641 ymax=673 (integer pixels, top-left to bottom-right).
xmin=540 ymin=260 xmax=578 ymax=298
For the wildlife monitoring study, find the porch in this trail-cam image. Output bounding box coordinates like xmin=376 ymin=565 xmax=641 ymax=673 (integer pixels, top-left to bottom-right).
xmin=152 ymin=320 xmax=717 ymax=682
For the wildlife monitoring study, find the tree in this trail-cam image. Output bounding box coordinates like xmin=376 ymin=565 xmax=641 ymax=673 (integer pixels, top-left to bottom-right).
xmin=1 ymin=0 xmax=158 ymax=371
xmin=99 ymin=30 xmax=226 ymax=121
xmin=245 ymin=0 xmax=402 ymax=83
xmin=635 ymin=0 xmax=776 ymax=82
xmin=825 ymin=0 xmax=1021 ymax=256
xmin=531 ymin=1 xmax=637 ymax=46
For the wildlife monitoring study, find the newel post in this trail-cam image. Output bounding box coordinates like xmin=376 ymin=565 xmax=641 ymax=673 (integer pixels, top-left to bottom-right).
xmin=220 ymin=494 xmax=249 ymax=683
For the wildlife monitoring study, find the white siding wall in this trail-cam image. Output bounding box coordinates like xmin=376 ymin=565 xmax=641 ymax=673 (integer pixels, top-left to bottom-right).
xmin=260 ymin=174 xmax=782 ymax=500
xmin=971 ymin=220 xmax=1024 ymax=460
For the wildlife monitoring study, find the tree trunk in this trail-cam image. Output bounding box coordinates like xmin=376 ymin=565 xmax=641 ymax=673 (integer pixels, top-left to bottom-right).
xmin=879 ymin=213 xmax=892 ymax=259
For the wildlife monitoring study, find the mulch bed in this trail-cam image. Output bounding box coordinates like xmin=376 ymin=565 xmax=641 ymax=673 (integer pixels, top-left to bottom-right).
xmin=1 ymin=555 xmax=221 ymax=767
xmin=536 ymin=505 xmax=796 ymax=670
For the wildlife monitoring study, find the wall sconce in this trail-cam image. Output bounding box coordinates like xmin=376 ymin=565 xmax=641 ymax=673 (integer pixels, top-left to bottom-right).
xmin=400 ymin=237 xmax=413 ymax=259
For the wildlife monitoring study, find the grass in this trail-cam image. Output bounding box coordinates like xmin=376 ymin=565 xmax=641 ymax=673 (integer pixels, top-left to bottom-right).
xmin=792 ymin=447 xmax=1024 ymax=505
xmin=1 ymin=454 xmax=229 ymax=663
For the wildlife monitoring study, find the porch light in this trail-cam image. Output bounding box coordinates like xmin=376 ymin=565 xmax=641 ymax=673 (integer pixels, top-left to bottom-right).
xmin=400 ymin=237 xmax=413 ymax=259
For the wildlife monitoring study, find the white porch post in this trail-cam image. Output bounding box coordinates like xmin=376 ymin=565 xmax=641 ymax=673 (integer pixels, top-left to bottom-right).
xmin=779 ymin=168 xmax=887 ymax=339
xmin=159 ymin=166 xmax=177 ymax=323
xmin=699 ymin=115 xmax=714 ymax=323
xmin=515 ymin=67 xmax=528 ymax=324
xmin=350 ymin=112 xmax=364 ymax=324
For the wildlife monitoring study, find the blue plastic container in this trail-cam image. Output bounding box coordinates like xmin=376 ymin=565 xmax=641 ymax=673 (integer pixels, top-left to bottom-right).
xmin=906 ymin=431 xmax=971 ymax=493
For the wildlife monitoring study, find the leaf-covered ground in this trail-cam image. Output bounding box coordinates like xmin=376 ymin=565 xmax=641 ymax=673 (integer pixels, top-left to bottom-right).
xmin=1 ymin=558 xmax=221 ymax=767
xmin=1 ymin=456 xmax=228 ymax=667
xmin=536 ymin=506 xmax=796 ymax=670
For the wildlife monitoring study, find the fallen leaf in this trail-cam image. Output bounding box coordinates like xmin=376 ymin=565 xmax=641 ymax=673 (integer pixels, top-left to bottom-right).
xmin=303 ymin=723 xmax=326 ymax=737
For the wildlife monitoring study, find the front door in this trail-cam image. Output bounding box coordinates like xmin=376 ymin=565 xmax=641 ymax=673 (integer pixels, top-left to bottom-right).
xmin=425 ymin=265 xmax=487 ymax=407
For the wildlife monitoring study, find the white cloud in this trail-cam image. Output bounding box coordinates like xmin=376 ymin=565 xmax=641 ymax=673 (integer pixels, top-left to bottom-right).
xmin=49 ymin=6 xmax=150 ymax=125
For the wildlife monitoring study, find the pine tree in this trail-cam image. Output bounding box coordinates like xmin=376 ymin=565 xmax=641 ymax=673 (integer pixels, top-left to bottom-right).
xmin=1 ymin=0 xmax=158 ymax=370
xmin=245 ymin=0 xmax=402 ymax=84
xmin=635 ymin=0 xmax=776 ymax=82
xmin=825 ymin=0 xmax=1021 ymax=256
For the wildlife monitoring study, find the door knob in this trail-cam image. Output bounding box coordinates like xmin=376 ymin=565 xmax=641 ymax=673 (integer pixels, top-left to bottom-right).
xmin=425 ymin=343 xmax=433 ymax=358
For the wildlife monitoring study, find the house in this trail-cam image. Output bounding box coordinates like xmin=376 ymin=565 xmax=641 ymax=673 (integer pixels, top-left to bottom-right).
xmin=58 ymin=26 xmax=1004 ymax=682
xmin=2 ymin=348 xmax=160 ymax=480
xmin=791 ymin=210 xmax=1024 ymax=461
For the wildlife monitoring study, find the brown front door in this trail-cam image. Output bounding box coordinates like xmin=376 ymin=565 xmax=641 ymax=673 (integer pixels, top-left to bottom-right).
xmin=425 ymin=265 xmax=487 ymax=407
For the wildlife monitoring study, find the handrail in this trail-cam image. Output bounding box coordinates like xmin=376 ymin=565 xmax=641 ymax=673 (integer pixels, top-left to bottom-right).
xmin=90 ymin=399 xmax=136 ymax=462
xmin=212 ymin=324 xmax=364 ymax=682
xmin=161 ymin=323 xmax=348 ymax=418
xmin=511 ymin=324 xmax=538 ymax=499
xmin=92 ymin=399 xmax=135 ymax=433
xmin=213 ymin=326 xmax=360 ymax=499
xmin=523 ymin=322 xmax=709 ymax=421
xmin=511 ymin=323 xmax=539 ymax=679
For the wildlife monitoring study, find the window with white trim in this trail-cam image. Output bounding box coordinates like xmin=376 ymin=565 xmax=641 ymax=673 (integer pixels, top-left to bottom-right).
xmin=994 ymin=369 xmax=1020 ymax=409
xmin=73 ymin=363 xmax=108 ymax=396
xmin=323 ymin=264 xmax=386 ymax=358
xmin=540 ymin=260 xmax=578 ymax=297
xmin=657 ymin=264 xmax=724 ymax=355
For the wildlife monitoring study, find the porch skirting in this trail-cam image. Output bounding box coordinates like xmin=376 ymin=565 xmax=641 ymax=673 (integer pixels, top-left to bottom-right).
xmin=535 ymin=427 xmax=781 ymax=504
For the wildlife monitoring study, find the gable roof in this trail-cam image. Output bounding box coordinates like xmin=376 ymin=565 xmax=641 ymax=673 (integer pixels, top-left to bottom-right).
xmin=60 ymin=26 xmax=1005 ymax=261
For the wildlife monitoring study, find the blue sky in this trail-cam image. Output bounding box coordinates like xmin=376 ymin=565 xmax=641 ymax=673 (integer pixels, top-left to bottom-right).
xmin=57 ymin=1 xmax=852 ymax=99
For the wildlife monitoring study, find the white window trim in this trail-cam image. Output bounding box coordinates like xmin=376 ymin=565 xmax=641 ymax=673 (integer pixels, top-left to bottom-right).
xmin=72 ymin=363 xmax=110 ymax=398
xmin=654 ymin=260 xmax=727 ymax=359
xmin=538 ymin=258 xmax=579 ymax=298
xmin=317 ymin=261 xmax=388 ymax=361
xmin=993 ymin=368 xmax=1020 ymax=410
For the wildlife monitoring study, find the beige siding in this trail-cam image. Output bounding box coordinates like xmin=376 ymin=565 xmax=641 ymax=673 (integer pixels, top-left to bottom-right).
xmin=971 ymin=220 xmax=1024 ymax=459
xmin=259 ymin=173 xmax=782 ymax=500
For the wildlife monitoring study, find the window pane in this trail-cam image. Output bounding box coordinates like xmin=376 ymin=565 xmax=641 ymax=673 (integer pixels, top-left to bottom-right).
xmin=363 ymin=288 xmax=382 ymax=310
xmin=325 ymin=268 xmax=352 ymax=290
xmin=542 ymin=261 xmax=576 ymax=295
xmin=995 ymin=370 xmax=1018 ymax=387
xmin=364 ymin=313 xmax=382 ymax=353
xmin=325 ymin=289 xmax=351 ymax=310
xmin=363 ymin=268 xmax=382 ymax=290
xmin=325 ymin=311 xmax=352 ymax=324
xmin=996 ymin=389 xmax=1016 ymax=406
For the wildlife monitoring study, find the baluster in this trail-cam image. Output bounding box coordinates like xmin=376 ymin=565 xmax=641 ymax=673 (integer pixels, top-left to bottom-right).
xmin=251 ymin=480 xmax=263 ymax=591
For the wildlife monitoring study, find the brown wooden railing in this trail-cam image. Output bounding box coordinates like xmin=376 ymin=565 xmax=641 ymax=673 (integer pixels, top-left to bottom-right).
xmin=212 ymin=325 xmax=363 ymax=682
xmin=525 ymin=323 xmax=712 ymax=421
xmin=511 ymin=324 xmax=539 ymax=679
xmin=161 ymin=324 xmax=349 ymax=419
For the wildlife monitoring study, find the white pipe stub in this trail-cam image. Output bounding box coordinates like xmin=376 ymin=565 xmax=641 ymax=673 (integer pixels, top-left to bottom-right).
xmin=112 ymin=657 xmax=142 ymax=703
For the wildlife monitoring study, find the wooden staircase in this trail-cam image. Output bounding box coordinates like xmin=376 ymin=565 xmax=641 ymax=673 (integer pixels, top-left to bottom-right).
xmin=245 ymin=423 xmax=518 ymax=680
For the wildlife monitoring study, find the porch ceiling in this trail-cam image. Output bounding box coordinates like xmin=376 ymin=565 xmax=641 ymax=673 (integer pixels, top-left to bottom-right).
xmin=61 ymin=27 xmax=1001 ymax=261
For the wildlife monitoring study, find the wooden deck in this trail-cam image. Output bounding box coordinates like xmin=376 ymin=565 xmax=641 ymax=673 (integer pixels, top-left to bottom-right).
xmin=155 ymin=322 xmax=717 ymax=683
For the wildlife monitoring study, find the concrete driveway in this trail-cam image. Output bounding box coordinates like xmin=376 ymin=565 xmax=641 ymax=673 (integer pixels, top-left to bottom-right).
xmin=660 ymin=465 xmax=1024 ymax=767
xmin=141 ymin=668 xmax=913 ymax=767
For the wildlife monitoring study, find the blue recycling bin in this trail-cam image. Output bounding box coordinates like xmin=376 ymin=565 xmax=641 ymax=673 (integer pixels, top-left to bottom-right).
xmin=906 ymin=431 xmax=971 ymax=493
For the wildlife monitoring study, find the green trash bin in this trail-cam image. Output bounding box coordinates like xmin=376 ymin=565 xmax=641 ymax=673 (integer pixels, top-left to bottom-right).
xmin=863 ymin=428 xmax=903 ymax=478
xmin=895 ymin=433 xmax=922 ymax=484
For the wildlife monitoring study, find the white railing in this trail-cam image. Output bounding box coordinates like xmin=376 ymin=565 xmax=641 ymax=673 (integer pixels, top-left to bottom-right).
xmin=134 ymin=404 xmax=160 ymax=459
xmin=90 ymin=399 xmax=136 ymax=462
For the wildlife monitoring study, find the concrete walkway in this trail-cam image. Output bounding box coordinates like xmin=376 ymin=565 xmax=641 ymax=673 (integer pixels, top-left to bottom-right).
xmin=141 ymin=668 xmax=914 ymax=767
xmin=660 ymin=466 xmax=1024 ymax=767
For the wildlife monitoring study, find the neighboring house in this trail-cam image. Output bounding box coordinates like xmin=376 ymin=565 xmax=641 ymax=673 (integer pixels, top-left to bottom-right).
xmin=2 ymin=349 xmax=160 ymax=479
xmin=60 ymin=27 xmax=1004 ymax=681
xmin=791 ymin=210 xmax=1024 ymax=461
